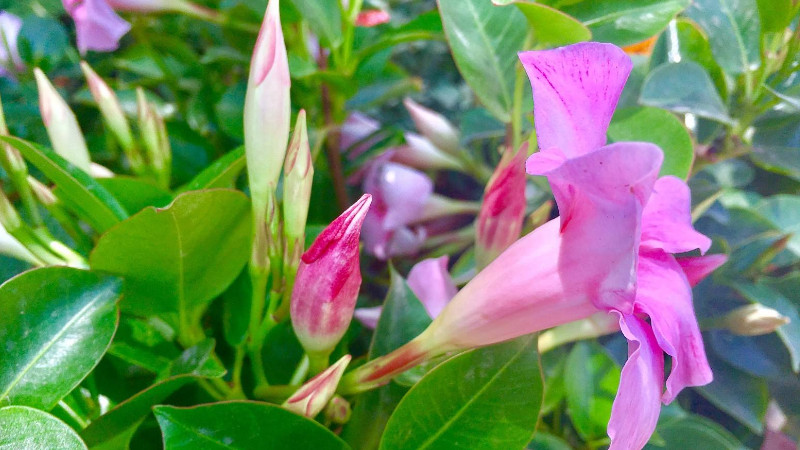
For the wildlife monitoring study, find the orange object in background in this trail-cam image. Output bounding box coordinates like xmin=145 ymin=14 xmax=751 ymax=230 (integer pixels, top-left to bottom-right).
xmin=624 ymin=36 xmax=657 ymax=55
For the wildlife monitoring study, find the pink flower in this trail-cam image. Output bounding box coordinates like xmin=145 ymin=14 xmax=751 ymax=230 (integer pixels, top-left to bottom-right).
xmin=475 ymin=144 xmax=527 ymax=268
xmin=0 ymin=12 xmax=23 ymax=77
xmin=62 ymin=0 xmax=131 ymax=54
xmin=355 ymin=9 xmax=390 ymax=27
xmin=340 ymin=112 xmax=381 ymax=160
xmin=354 ymin=256 xmax=457 ymax=328
xmin=291 ymin=194 xmax=371 ymax=358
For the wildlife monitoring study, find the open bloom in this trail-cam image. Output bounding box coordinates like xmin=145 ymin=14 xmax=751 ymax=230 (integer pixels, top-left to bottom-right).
xmin=341 ymin=43 xmax=725 ymax=450
xmin=291 ymin=194 xmax=371 ymax=358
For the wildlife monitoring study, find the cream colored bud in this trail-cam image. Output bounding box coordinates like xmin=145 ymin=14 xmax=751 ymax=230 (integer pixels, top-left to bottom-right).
xmin=724 ymin=304 xmax=790 ymax=336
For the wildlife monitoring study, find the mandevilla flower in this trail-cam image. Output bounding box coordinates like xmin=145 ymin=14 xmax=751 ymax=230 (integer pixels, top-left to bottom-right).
xmin=340 ymin=43 xmax=726 ymax=450
xmin=291 ymin=194 xmax=371 ymax=364
xmin=283 ymin=354 xmax=351 ymax=418
xmin=403 ymin=98 xmax=460 ymax=155
xmin=475 ymin=144 xmax=527 ymax=269
xmin=0 ymin=12 xmax=23 ymax=77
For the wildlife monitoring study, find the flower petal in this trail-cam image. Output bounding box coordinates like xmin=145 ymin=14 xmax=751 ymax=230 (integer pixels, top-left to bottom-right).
xmin=635 ymin=249 xmax=713 ymax=403
xmin=519 ymin=42 xmax=632 ymax=157
xmin=354 ymin=306 xmax=382 ymax=329
xmin=641 ymin=176 xmax=711 ymax=254
xmin=529 ymin=142 xmax=663 ymax=313
xmin=371 ymin=162 xmax=433 ymax=230
xmin=676 ymin=254 xmax=728 ymax=286
xmin=608 ymin=313 xmax=664 ymax=450
xmin=63 ymin=0 xmax=131 ymax=54
xmin=407 ymin=256 xmax=457 ymax=319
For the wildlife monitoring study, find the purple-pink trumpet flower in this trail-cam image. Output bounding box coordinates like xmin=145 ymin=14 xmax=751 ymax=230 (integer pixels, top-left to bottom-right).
xmin=339 ymin=43 xmax=726 ymax=450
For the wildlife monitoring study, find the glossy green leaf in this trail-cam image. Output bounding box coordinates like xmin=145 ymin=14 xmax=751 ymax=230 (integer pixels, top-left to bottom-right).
xmin=756 ymin=0 xmax=793 ymax=32
xmin=89 ymin=190 xmax=251 ymax=335
xmin=756 ymin=195 xmax=800 ymax=259
xmin=608 ymin=106 xmax=694 ymax=178
xmin=644 ymin=414 xmax=745 ymax=450
xmin=697 ymin=355 xmax=768 ymax=433
xmin=640 ymin=61 xmax=734 ymax=125
xmin=342 ymin=267 xmax=432 ymax=450
xmin=562 ymin=0 xmax=690 ymax=47
xmin=154 ymin=402 xmax=350 ymax=449
xmin=177 ymin=146 xmax=246 ymax=193
xmin=380 ymin=335 xmax=542 ymax=450
xmin=0 ymin=406 xmax=87 ymax=449
xmin=289 ymin=0 xmax=342 ymax=47
xmin=751 ymin=146 xmax=800 ymax=181
xmin=685 ymin=0 xmax=761 ymax=75
xmin=509 ymin=1 xmax=591 ymax=47
xmin=0 ymin=136 xmax=128 ymax=233
xmin=564 ymin=342 xmax=620 ymax=440
xmin=438 ymin=0 xmax=527 ymax=122
xmin=98 ymin=177 xmax=173 ymax=214
xmin=0 ymin=267 xmax=121 ymax=410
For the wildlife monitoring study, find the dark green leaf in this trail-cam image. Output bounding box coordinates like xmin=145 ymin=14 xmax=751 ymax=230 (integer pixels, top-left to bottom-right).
xmin=564 ymin=342 xmax=620 ymax=440
xmin=697 ymin=355 xmax=768 ymax=433
xmin=527 ymin=432 xmax=572 ymax=450
xmin=562 ymin=0 xmax=690 ymax=47
xmin=154 ymin=402 xmax=350 ymax=449
xmin=89 ymin=190 xmax=251 ymax=338
xmin=342 ymin=267 xmax=432 ymax=450
xmin=178 ymin=146 xmax=246 ymax=193
xmin=644 ymin=414 xmax=745 ymax=450
xmin=0 ymin=267 xmax=121 ymax=410
xmin=380 ymin=335 xmax=542 ymax=450
xmin=640 ymin=61 xmax=733 ymax=125
xmin=438 ymin=0 xmax=528 ymax=122
xmin=0 ymin=405 xmax=87 ymax=449
xmin=608 ymin=106 xmax=694 ymax=179
xmin=0 ymin=136 xmax=128 ymax=233
xmin=756 ymin=195 xmax=800 ymax=260
xmin=511 ymin=1 xmax=591 ymax=48
xmin=685 ymin=0 xmax=761 ymax=76
xmin=289 ymin=0 xmax=343 ymax=47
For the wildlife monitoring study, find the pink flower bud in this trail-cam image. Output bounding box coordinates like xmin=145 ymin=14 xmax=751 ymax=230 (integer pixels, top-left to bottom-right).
xmin=34 ymin=68 xmax=92 ymax=173
xmin=393 ymin=133 xmax=464 ymax=172
xmin=403 ymin=98 xmax=460 ymax=155
xmin=0 ymin=12 xmax=23 ymax=77
xmin=244 ymin=0 xmax=291 ymax=220
xmin=283 ymin=355 xmax=351 ymax=418
xmin=475 ymin=145 xmax=527 ymax=269
xmin=81 ymin=62 xmax=137 ymax=158
xmin=291 ymin=194 xmax=372 ymax=356
xmin=339 ymin=112 xmax=380 ymax=159
xmin=355 ymin=9 xmax=390 ymax=27
xmin=62 ymin=0 xmax=131 ymax=54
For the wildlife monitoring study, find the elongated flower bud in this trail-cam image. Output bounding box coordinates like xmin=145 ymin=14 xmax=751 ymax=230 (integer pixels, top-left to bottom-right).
xmin=283 ymin=110 xmax=313 ymax=242
xmin=81 ymin=62 xmax=141 ymax=171
xmin=244 ymin=0 xmax=291 ymax=222
xmin=34 ymin=68 xmax=92 ymax=173
xmin=723 ymin=304 xmax=789 ymax=336
xmin=394 ymin=133 xmax=464 ymax=171
xmin=403 ymin=98 xmax=460 ymax=155
xmin=291 ymin=195 xmax=371 ymax=358
xmin=475 ymin=144 xmax=527 ymax=269
xmin=284 ymin=355 xmax=351 ymax=418
xmin=136 ymin=88 xmax=171 ymax=188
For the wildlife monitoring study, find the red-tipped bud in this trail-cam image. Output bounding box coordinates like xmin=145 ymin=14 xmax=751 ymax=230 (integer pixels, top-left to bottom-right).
xmin=284 ymin=354 xmax=351 ymax=418
xmin=291 ymin=194 xmax=372 ymax=357
xmin=475 ymin=144 xmax=527 ymax=268
xmin=403 ymin=98 xmax=460 ymax=155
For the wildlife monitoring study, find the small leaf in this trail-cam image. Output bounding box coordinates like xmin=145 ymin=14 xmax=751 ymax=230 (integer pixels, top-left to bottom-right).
xmin=685 ymin=0 xmax=761 ymax=76
xmin=90 ymin=189 xmax=251 ymax=335
xmin=562 ymin=0 xmax=691 ymax=47
xmin=380 ymin=335 xmax=543 ymax=450
xmin=640 ymin=61 xmax=734 ymax=125
xmin=0 ymin=267 xmax=121 ymax=410
xmin=154 ymin=402 xmax=350 ymax=449
xmin=438 ymin=0 xmax=528 ymax=122
xmin=0 ymin=136 xmax=128 ymax=233
xmin=289 ymin=0 xmax=343 ymax=47
xmin=510 ymin=1 xmax=591 ymax=48
xmin=608 ymin=106 xmax=694 ymax=179
xmin=564 ymin=342 xmax=620 ymax=440
xmin=177 ymin=146 xmax=246 ymax=193
xmin=0 ymin=406 xmax=87 ymax=449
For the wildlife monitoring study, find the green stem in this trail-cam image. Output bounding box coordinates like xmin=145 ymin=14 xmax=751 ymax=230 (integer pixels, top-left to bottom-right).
xmin=307 ymin=352 xmax=330 ymax=377
xmin=510 ymin=32 xmax=534 ymax=151
xmin=253 ymin=384 xmax=298 ymax=403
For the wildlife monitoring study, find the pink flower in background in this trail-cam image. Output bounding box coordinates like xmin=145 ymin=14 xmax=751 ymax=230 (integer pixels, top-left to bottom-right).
xmin=340 ymin=112 xmax=381 ymax=160
xmin=355 ymin=9 xmax=390 ymax=27
xmin=62 ymin=0 xmax=131 ymax=54
xmin=355 ymin=256 xmax=457 ymax=328
xmin=0 ymin=12 xmax=23 ymax=77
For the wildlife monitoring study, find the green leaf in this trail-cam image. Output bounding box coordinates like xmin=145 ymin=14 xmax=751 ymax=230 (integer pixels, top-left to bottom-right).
xmin=380 ymin=335 xmax=542 ymax=450
xmin=0 ymin=406 xmax=87 ymax=449
xmin=438 ymin=0 xmax=528 ymax=122
xmin=644 ymin=414 xmax=745 ymax=450
xmin=510 ymin=1 xmax=591 ymax=48
xmin=177 ymin=146 xmax=246 ymax=193
xmin=562 ymin=0 xmax=690 ymax=47
xmin=756 ymin=0 xmax=793 ymax=32
xmin=0 ymin=267 xmax=121 ymax=410
xmin=756 ymin=195 xmax=800 ymax=260
xmin=0 ymin=136 xmax=128 ymax=233
xmin=342 ymin=267 xmax=432 ymax=450
xmin=154 ymin=402 xmax=350 ymax=449
xmin=640 ymin=61 xmax=734 ymax=125
xmin=685 ymin=0 xmax=761 ymax=76
xmin=564 ymin=342 xmax=620 ymax=440
xmin=97 ymin=177 xmax=173 ymax=214
xmin=750 ymin=146 xmax=800 ymax=181
xmin=289 ymin=0 xmax=343 ymax=48
xmin=528 ymin=432 xmax=572 ymax=450
xmin=697 ymin=355 xmax=768 ymax=433
xmin=89 ymin=190 xmax=251 ymax=336
xmin=608 ymin=106 xmax=694 ymax=179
